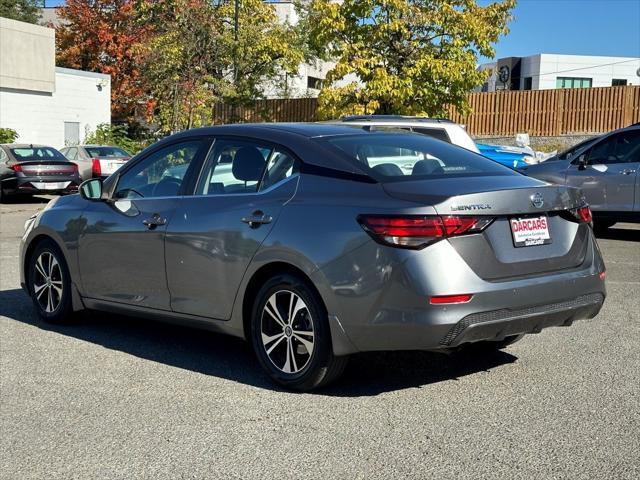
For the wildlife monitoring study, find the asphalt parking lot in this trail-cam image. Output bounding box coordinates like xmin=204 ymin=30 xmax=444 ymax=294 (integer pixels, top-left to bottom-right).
xmin=1 ymin=196 xmax=639 ymax=479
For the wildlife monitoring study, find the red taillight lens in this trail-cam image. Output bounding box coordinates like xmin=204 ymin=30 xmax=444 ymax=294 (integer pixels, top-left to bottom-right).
xmin=91 ymin=158 xmax=101 ymax=177
xmin=430 ymin=294 xmax=473 ymax=305
xmin=10 ymin=164 xmax=22 ymax=172
xmin=362 ymin=216 xmax=446 ymax=238
xmin=577 ymin=205 xmax=592 ymax=223
xmin=358 ymin=215 xmax=493 ymax=249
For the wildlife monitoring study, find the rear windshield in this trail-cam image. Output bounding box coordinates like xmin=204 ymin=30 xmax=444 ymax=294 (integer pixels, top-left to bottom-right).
xmin=321 ymin=133 xmax=517 ymax=182
xmin=85 ymin=146 xmax=130 ymax=158
xmin=11 ymin=147 xmax=67 ymax=161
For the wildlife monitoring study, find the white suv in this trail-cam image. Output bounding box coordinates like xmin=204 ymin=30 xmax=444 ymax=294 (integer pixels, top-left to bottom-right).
xmin=331 ymin=115 xmax=480 ymax=153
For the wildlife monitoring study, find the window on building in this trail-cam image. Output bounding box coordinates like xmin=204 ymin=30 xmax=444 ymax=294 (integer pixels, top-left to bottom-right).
xmin=523 ymin=77 xmax=533 ymax=90
xmin=556 ymin=77 xmax=592 ymax=89
xmin=64 ymin=122 xmax=80 ymax=146
xmin=612 ymin=79 xmax=627 ymax=87
xmin=307 ymin=76 xmax=323 ymax=90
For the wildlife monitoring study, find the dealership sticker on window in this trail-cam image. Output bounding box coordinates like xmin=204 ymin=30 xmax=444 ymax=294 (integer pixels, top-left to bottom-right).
xmin=510 ymin=216 xmax=551 ymax=247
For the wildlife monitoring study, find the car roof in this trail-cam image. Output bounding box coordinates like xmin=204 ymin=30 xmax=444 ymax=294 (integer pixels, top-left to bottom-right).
xmin=338 ymin=115 xmax=455 ymax=124
xmin=75 ymin=144 xmax=126 ymax=148
xmin=170 ymin=123 xmax=371 ymax=140
xmin=1 ymin=143 xmax=56 ymax=148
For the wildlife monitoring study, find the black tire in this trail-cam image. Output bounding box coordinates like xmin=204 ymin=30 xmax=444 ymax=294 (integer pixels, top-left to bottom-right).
xmin=465 ymin=334 xmax=524 ymax=353
xmin=250 ymin=273 xmax=348 ymax=391
xmin=27 ymin=239 xmax=74 ymax=324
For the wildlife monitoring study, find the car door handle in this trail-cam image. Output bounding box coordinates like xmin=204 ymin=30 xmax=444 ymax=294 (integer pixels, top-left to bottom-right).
xmin=620 ymin=169 xmax=636 ymax=175
xmin=142 ymin=213 xmax=167 ymax=229
xmin=241 ymin=211 xmax=272 ymax=228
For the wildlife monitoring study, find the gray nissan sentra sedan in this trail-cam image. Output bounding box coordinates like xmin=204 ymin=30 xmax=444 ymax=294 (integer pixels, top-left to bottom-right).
xmin=20 ymin=124 xmax=606 ymax=391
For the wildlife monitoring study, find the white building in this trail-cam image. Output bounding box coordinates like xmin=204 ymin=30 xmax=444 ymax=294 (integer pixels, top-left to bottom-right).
xmin=259 ymin=1 xmax=334 ymax=98
xmin=478 ymin=54 xmax=640 ymax=92
xmin=0 ymin=17 xmax=110 ymax=148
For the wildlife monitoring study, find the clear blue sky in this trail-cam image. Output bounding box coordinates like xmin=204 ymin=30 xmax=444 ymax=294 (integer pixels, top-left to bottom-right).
xmin=44 ymin=0 xmax=640 ymax=59
xmin=489 ymin=0 xmax=640 ymax=59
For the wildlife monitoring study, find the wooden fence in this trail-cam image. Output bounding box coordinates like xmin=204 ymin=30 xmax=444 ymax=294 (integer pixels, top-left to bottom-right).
xmin=212 ymin=86 xmax=640 ymax=136
xmin=447 ymin=85 xmax=640 ymax=136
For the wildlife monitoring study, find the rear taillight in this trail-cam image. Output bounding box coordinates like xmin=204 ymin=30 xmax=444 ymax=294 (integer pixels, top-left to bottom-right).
xmin=71 ymin=163 xmax=78 ymax=173
xmin=10 ymin=164 xmax=22 ymax=172
xmin=576 ymin=205 xmax=592 ymax=223
xmin=566 ymin=205 xmax=593 ymax=224
xmin=358 ymin=215 xmax=493 ymax=249
xmin=91 ymin=158 xmax=101 ymax=177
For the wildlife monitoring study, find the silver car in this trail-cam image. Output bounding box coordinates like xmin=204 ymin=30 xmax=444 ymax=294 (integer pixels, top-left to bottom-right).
xmin=60 ymin=145 xmax=131 ymax=180
xmin=20 ymin=124 xmax=606 ymax=391
xmin=523 ymin=124 xmax=640 ymax=230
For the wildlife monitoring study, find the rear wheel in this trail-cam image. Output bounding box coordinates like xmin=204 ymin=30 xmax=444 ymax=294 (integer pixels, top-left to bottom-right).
xmin=250 ymin=274 xmax=348 ymax=391
xmin=28 ymin=240 xmax=74 ymax=324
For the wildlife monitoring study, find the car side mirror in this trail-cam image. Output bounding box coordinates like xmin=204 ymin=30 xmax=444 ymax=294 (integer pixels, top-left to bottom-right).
xmin=577 ymin=154 xmax=587 ymax=170
xmin=80 ymin=178 xmax=103 ymax=201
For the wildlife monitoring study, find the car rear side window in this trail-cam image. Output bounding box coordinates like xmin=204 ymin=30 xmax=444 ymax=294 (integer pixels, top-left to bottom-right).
xmin=322 ymin=133 xmax=516 ymax=182
xmin=65 ymin=147 xmax=78 ymax=160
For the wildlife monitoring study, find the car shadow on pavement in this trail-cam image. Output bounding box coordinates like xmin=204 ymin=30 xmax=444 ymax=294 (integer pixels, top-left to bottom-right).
xmin=1 ymin=195 xmax=52 ymax=205
xmin=594 ymin=226 xmax=640 ymax=242
xmin=0 ymin=288 xmax=517 ymax=396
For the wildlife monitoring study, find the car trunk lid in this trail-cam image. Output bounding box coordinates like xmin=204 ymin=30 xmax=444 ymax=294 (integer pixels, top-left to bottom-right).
xmin=17 ymin=160 xmax=78 ymax=177
xmin=383 ymin=175 xmax=591 ymax=280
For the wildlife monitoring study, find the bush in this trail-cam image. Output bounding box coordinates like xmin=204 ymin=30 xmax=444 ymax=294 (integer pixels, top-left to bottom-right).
xmin=0 ymin=128 xmax=18 ymax=143
xmin=84 ymin=123 xmax=153 ymax=156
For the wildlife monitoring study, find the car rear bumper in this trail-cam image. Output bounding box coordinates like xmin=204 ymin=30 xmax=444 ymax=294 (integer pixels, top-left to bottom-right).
xmin=4 ymin=175 xmax=80 ymax=194
xmin=441 ymin=292 xmax=604 ymax=347
xmin=316 ymin=231 xmax=606 ymax=354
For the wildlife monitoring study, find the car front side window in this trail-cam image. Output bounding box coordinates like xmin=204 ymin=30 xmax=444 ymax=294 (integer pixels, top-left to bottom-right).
xmin=615 ymin=131 xmax=640 ymax=162
xmin=114 ymin=140 xmax=202 ymax=199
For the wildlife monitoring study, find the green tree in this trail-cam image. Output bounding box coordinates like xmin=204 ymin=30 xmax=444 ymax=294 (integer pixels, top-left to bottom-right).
xmin=84 ymin=123 xmax=151 ymax=155
xmin=136 ymin=0 xmax=304 ymax=132
xmin=303 ymin=0 xmax=516 ymax=118
xmin=0 ymin=0 xmax=41 ymax=23
xmin=56 ymin=0 xmax=152 ymax=124
xmin=0 ymin=127 xmax=19 ymax=143
xmin=135 ymin=0 xmax=229 ymax=132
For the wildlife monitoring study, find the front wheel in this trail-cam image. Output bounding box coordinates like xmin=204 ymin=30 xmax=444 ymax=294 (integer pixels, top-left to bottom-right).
xmin=28 ymin=240 xmax=74 ymax=324
xmin=250 ymin=274 xmax=348 ymax=391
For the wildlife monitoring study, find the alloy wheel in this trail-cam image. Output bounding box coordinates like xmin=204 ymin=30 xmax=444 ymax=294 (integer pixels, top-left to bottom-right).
xmin=32 ymin=251 xmax=63 ymax=313
xmin=260 ymin=290 xmax=315 ymax=374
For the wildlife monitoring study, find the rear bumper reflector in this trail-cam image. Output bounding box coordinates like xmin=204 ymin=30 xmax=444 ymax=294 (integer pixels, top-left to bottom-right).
xmin=430 ymin=294 xmax=473 ymax=305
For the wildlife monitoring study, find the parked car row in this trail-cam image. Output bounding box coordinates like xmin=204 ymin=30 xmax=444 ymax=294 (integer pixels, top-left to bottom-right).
xmin=2 ymin=119 xmax=639 ymax=232
xmin=0 ymin=143 xmax=131 ymax=202
xmin=328 ymin=116 xmax=640 ymax=229
xmin=523 ymin=123 xmax=640 ymax=229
